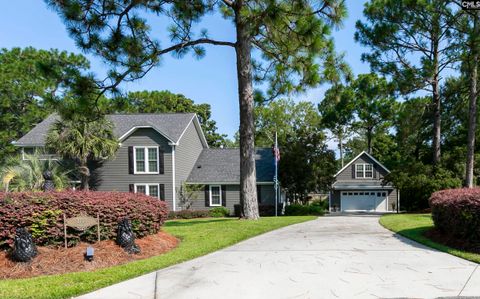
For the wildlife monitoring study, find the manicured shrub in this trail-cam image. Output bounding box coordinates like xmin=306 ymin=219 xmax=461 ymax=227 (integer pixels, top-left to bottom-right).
xmin=167 ymin=210 xmax=210 ymax=220
xmin=430 ymin=188 xmax=480 ymax=245
xmin=0 ymin=191 xmax=168 ymax=248
xmin=284 ymin=203 xmax=324 ymax=216
xmin=209 ymin=207 xmax=230 ymax=218
xmin=310 ymin=199 xmax=329 ymax=211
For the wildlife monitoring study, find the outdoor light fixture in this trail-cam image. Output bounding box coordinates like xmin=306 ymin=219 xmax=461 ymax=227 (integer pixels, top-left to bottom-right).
xmin=85 ymin=246 xmax=94 ymax=262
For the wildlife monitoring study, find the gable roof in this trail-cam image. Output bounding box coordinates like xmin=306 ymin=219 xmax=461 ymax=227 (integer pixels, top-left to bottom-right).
xmin=186 ymin=148 xmax=274 ymax=183
xmin=334 ymin=151 xmax=390 ymax=177
xmin=15 ymin=113 xmax=208 ymax=148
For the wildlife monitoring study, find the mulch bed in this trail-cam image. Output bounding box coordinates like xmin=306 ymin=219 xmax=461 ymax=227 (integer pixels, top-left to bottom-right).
xmin=0 ymin=231 xmax=179 ymax=279
xmin=425 ymin=229 xmax=480 ymax=253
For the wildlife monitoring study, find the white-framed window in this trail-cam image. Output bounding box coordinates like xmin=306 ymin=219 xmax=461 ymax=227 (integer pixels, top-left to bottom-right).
xmin=355 ymin=163 xmax=373 ymax=178
xmin=209 ymin=185 xmax=222 ymax=206
xmin=134 ymin=183 xmax=159 ymax=199
xmin=134 ymin=146 xmax=159 ymax=174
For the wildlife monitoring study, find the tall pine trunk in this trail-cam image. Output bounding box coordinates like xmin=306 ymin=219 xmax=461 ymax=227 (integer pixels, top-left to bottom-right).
xmin=432 ymin=80 xmax=441 ymax=166
xmin=235 ymin=4 xmax=259 ymax=220
xmin=366 ymin=128 xmax=373 ymax=154
xmin=466 ymin=12 xmax=479 ymax=188
xmin=432 ymin=13 xmax=441 ymax=167
xmin=338 ymin=132 xmax=344 ymax=168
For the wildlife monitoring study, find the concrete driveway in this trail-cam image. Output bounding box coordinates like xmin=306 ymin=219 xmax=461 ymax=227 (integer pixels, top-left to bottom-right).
xmin=78 ymin=215 xmax=480 ymax=299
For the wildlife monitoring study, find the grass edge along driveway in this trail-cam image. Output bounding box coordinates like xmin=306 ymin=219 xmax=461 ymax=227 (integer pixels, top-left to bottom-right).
xmin=380 ymin=213 xmax=480 ymax=264
xmin=0 ymin=216 xmax=316 ymax=299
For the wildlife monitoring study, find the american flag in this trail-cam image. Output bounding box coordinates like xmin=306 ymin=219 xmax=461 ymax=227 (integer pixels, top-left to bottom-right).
xmin=273 ymin=145 xmax=280 ymax=162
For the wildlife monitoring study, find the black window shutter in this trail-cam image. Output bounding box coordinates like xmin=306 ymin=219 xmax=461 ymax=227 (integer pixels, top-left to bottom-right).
xmin=256 ymin=185 xmax=262 ymax=203
xmin=129 ymin=184 xmax=134 ymax=193
xmin=221 ymin=185 xmax=226 ymax=207
xmin=159 ymin=149 xmax=165 ymax=174
xmin=159 ymin=184 xmax=165 ymax=201
xmin=352 ymin=164 xmax=355 ymax=179
xmin=128 ymin=147 xmax=134 ymax=174
xmin=204 ymin=185 xmax=210 ymax=207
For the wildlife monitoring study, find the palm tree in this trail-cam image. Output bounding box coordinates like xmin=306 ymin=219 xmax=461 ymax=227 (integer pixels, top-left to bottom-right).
xmin=0 ymin=153 xmax=70 ymax=192
xmin=45 ymin=117 xmax=119 ymax=190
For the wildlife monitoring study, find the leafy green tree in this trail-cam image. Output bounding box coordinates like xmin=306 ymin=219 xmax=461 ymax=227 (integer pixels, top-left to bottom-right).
xmin=356 ymin=0 xmax=461 ymax=165
xmin=280 ymin=126 xmax=336 ymax=202
xmin=45 ymin=117 xmax=119 ymax=190
xmin=350 ymin=74 xmax=398 ymax=154
xmin=0 ymin=47 xmax=89 ymax=162
xmin=395 ymin=97 xmax=432 ymax=162
xmin=255 ymin=99 xmax=321 ymax=147
xmin=114 ymin=90 xmax=226 ymax=147
xmin=0 ymin=153 xmax=70 ymax=192
xmin=384 ymin=162 xmax=461 ymax=211
xmin=319 ymin=84 xmax=354 ymax=167
xmin=47 ymin=0 xmax=346 ymax=219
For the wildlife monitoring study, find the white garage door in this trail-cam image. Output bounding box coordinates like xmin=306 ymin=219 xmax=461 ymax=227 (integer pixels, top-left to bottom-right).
xmin=341 ymin=191 xmax=387 ymax=212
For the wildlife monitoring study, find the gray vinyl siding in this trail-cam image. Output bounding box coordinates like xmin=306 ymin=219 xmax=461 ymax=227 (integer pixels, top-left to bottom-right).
xmin=189 ymin=185 xmax=240 ymax=215
xmin=332 ymin=153 xmax=398 ymax=212
xmin=336 ymin=154 xmax=389 ymax=182
xmin=95 ymin=128 xmax=174 ymax=209
xmin=174 ymin=120 xmax=205 ymax=210
xmin=387 ymin=189 xmax=398 ymax=211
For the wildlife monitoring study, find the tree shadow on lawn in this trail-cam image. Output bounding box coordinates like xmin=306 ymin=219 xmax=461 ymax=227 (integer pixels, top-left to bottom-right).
xmin=390 ymin=226 xmax=445 ymax=251
xmin=165 ymin=218 xmax=232 ymax=227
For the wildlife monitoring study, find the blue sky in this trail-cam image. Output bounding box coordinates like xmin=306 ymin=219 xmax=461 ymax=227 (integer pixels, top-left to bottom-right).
xmin=0 ymin=1 xmax=370 ymax=139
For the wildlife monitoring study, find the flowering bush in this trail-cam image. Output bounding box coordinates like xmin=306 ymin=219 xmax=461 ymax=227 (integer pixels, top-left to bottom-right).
xmin=429 ymin=188 xmax=480 ymax=244
xmin=0 ymin=191 xmax=168 ymax=248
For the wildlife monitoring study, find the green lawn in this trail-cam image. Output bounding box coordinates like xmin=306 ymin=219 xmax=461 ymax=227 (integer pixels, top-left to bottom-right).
xmin=0 ymin=216 xmax=315 ymax=299
xmin=380 ymin=213 xmax=480 ymax=264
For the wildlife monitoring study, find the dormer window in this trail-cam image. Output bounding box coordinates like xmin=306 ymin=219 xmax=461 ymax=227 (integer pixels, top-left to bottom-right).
xmin=355 ymin=163 xmax=373 ymax=178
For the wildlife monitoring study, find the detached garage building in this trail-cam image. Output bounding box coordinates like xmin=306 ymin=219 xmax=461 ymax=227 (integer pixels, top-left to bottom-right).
xmin=329 ymin=151 xmax=399 ymax=213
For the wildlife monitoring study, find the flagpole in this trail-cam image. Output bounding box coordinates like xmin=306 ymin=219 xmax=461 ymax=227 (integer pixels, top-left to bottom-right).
xmin=274 ymin=131 xmax=278 ymax=217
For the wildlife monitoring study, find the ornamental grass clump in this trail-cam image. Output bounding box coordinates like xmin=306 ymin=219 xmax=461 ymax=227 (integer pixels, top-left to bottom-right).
xmin=429 ymin=188 xmax=480 ymax=245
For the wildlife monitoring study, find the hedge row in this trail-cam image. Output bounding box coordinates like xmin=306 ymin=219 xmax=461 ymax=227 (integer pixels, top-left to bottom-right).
xmin=430 ymin=188 xmax=480 ymax=244
xmin=167 ymin=207 xmax=231 ymax=219
xmin=284 ymin=203 xmax=325 ymax=216
xmin=0 ymin=191 xmax=168 ymax=248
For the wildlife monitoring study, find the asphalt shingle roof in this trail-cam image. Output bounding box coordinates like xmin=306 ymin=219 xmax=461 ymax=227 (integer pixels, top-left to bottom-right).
xmin=187 ymin=148 xmax=275 ymax=183
xmin=15 ymin=113 xmax=196 ymax=146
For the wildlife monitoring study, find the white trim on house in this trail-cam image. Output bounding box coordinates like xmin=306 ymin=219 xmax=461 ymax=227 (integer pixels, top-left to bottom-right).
xmin=171 ymin=145 xmax=176 ymax=212
xmin=119 ymin=126 xmax=175 ymax=144
xmin=355 ymin=163 xmax=373 ymax=178
xmin=209 ymin=185 xmax=222 ymax=206
xmin=334 ymin=151 xmax=390 ymax=177
xmin=134 ymin=183 xmax=160 ymax=199
xmin=133 ymin=146 xmax=160 ymax=174
xmin=176 ymin=115 xmax=209 ymax=148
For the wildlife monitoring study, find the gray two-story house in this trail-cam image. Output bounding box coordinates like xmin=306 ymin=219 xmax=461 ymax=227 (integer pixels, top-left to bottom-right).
xmin=14 ymin=113 xmax=280 ymax=213
xmin=329 ymin=151 xmax=399 ymax=212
